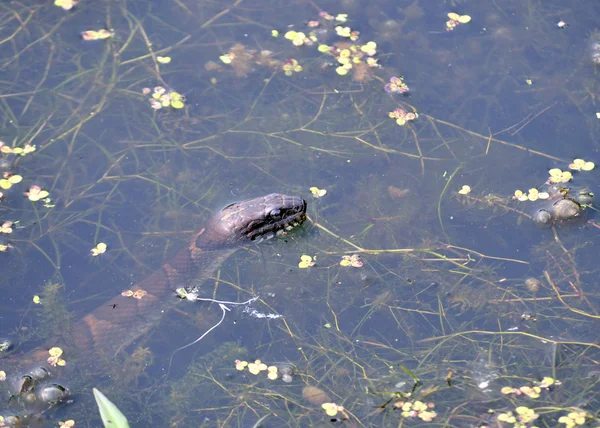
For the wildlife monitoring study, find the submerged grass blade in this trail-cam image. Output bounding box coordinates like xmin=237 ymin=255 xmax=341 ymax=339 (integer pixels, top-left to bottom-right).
xmin=93 ymin=388 xmax=130 ymax=428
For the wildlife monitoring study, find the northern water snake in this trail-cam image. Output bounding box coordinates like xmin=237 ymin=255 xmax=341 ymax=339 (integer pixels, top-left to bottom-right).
xmin=1 ymin=193 xmax=307 ymax=424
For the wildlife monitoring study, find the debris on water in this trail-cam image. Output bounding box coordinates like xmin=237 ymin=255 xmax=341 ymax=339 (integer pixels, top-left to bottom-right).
xmin=588 ymin=30 xmax=600 ymax=65
xmin=81 ymin=29 xmax=112 ymax=41
xmin=524 ymin=277 xmax=541 ymax=293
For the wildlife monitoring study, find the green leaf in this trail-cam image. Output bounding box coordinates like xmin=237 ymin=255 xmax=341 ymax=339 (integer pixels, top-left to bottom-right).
xmin=398 ymin=365 xmax=420 ymax=384
xmin=171 ymin=99 xmax=184 ymax=109
xmin=93 ymin=388 xmax=130 ymax=428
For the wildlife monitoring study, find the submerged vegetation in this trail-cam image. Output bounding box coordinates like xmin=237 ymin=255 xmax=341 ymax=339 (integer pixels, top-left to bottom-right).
xmin=0 ymin=0 xmax=599 ymax=426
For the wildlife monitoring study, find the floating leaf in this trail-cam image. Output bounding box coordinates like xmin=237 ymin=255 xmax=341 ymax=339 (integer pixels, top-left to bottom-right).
xmin=519 ymin=385 xmax=541 ymax=398
xmin=81 ymin=30 xmax=112 ymax=41
xmin=49 ymin=347 xmax=63 ymax=358
xmin=11 ymin=144 xmax=35 ymax=156
xmin=388 ymin=108 xmax=417 ymax=126
xmin=0 ymin=174 xmax=22 ymax=190
xmin=235 ymin=360 xmax=248 ymax=370
xmin=446 ymin=12 xmax=470 ymax=31
xmin=132 ymin=289 xmax=147 ymax=299
xmin=0 ymin=221 xmax=13 ymax=234
xmin=569 ymin=158 xmax=595 ymax=171
xmin=548 ymin=168 xmax=573 ymax=183
xmin=219 ymin=54 xmax=233 ymax=64
xmin=384 ymin=76 xmax=409 ymax=94
xmin=156 ymin=56 xmax=171 ymax=64
xmin=309 ymin=187 xmax=327 ymax=198
xmin=284 ymin=31 xmax=298 ymax=40
xmin=93 ymin=388 xmax=131 ymax=428
xmin=47 ymin=347 xmax=66 ymax=366
xmin=271 ymin=30 xmax=279 ymax=37
xmin=360 ymin=41 xmax=377 ymax=56
xmin=91 ymin=242 xmax=107 ymax=256
xmin=282 ymin=59 xmax=303 ymax=76
xmin=59 ymin=420 xmax=75 ymax=428
xmin=267 ymin=366 xmax=278 ymax=380
xmin=458 ymin=185 xmax=471 ymax=195
xmin=527 ymin=188 xmax=539 ymax=201
xmin=539 ymin=377 xmax=555 ymax=388
xmin=247 ymin=359 xmax=267 ymax=375
xmin=340 ymin=254 xmax=363 ymax=268
xmin=548 ymin=168 xmax=572 ymax=183
xmin=514 ymin=190 xmax=529 ymax=202
xmin=322 ymin=402 xmax=344 ymax=417
xmin=298 ymin=254 xmax=315 ymax=268
xmin=284 ymin=31 xmax=307 ymax=46
xmin=33 ymin=295 xmax=41 ymax=304
xmin=335 ymin=26 xmax=351 ymax=38
xmin=25 ymin=185 xmax=50 ymax=202
xmin=54 ymin=0 xmax=77 ymax=10
xmin=171 ymin=99 xmax=184 ymax=109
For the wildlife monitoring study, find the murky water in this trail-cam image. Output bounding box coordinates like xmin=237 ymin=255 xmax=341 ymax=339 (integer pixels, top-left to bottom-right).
xmin=0 ymin=0 xmax=599 ymax=426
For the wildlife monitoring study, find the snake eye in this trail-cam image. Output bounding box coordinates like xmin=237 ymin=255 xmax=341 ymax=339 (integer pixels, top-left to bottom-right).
xmin=269 ymin=209 xmax=281 ymax=219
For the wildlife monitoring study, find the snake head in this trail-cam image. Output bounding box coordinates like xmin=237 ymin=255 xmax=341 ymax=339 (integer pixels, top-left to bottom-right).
xmin=202 ymin=193 xmax=307 ymax=247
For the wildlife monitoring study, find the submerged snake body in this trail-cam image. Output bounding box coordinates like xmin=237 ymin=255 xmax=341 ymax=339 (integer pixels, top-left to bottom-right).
xmin=3 ymin=193 xmax=307 ymax=419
